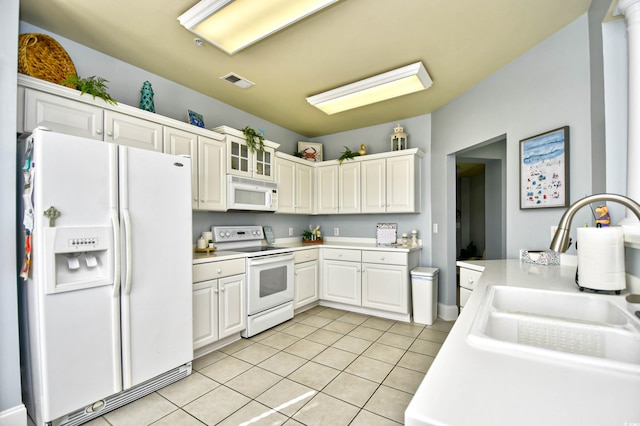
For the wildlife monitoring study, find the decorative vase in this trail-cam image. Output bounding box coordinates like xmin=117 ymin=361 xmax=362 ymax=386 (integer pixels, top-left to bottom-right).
xmin=139 ymin=81 xmax=155 ymax=113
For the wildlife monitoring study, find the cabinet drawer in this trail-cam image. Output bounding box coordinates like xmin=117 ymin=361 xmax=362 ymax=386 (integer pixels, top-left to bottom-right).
xmin=322 ymin=248 xmax=361 ymax=262
xmin=193 ymin=258 xmax=246 ymax=282
xmin=459 ymin=268 xmax=482 ymax=291
xmin=295 ymin=248 xmax=318 ymax=263
xmin=362 ymin=250 xmax=406 ymax=266
xmin=459 ymin=287 xmax=473 ymax=308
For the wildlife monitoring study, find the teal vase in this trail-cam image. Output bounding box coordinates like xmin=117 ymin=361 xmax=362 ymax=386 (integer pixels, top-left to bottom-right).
xmin=139 ymin=81 xmax=155 ymax=113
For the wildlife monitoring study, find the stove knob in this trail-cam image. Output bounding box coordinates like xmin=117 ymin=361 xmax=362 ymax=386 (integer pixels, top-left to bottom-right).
xmin=219 ymin=231 xmax=225 ymax=238
xmin=225 ymin=231 xmax=231 ymax=237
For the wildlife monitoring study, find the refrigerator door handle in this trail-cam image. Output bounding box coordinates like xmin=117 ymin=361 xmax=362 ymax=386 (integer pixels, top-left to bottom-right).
xmin=123 ymin=208 xmax=133 ymax=295
xmin=110 ymin=207 xmax=123 ymax=390
xmin=111 ymin=208 xmax=121 ymax=297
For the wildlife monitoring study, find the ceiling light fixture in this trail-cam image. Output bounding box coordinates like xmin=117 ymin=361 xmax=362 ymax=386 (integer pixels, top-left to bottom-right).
xmin=178 ymin=0 xmax=338 ymax=55
xmin=306 ymin=62 xmax=433 ymax=115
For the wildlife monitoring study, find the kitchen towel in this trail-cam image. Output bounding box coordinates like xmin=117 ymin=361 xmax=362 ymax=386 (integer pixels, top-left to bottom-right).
xmin=577 ymin=227 xmax=626 ymax=291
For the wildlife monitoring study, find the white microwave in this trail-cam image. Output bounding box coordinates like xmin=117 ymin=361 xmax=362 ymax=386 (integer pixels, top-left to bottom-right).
xmin=227 ymin=175 xmax=278 ymax=212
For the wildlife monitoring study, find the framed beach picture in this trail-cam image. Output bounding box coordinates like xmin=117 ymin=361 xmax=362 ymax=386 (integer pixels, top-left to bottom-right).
xmin=297 ymin=141 xmax=323 ymax=162
xmin=188 ymin=109 xmax=205 ymax=128
xmin=520 ymin=126 xmax=569 ymax=209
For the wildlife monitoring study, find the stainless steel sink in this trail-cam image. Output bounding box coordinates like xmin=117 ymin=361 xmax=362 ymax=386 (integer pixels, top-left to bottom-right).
xmin=468 ymin=286 xmax=640 ymax=372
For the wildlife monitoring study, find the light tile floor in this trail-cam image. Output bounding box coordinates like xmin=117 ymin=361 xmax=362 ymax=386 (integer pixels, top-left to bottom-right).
xmin=82 ymin=306 xmax=454 ymax=426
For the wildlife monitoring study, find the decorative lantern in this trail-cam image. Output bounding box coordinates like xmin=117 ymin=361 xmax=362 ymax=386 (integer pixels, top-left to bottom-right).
xmin=390 ymin=123 xmax=408 ymax=151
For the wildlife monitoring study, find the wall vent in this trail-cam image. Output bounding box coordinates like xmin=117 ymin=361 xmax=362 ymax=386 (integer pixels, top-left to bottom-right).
xmin=220 ymin=73 xmax=255 ymax=89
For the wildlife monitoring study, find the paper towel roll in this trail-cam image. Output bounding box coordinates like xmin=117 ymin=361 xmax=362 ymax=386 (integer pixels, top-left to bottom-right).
xmin=577 ymin=227 xmax=626 ymax=291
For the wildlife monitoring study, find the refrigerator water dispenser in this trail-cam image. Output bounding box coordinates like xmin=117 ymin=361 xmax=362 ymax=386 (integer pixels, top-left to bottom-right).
xmin=44 ymin=225 xmax=114 ymax=294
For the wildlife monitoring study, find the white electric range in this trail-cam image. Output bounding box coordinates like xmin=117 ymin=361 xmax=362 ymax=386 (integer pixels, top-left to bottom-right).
xmin=212 ymin=226 xmax=294 ymax=337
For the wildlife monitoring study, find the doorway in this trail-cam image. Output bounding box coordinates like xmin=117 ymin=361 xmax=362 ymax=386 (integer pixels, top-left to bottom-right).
xmin=455 ymin=135 xmax=507 ymax=261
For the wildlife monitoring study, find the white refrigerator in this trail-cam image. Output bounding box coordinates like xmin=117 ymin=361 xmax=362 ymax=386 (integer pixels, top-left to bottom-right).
xmin=19 ymin=129 xmax=193 ymax=426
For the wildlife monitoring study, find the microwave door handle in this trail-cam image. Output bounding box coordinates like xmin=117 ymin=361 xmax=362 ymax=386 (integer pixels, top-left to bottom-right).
xmin=266 ymin=191 xmax=272 ymax=207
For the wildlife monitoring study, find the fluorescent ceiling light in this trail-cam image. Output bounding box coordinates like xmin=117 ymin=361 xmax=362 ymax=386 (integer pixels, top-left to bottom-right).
xmin=306 ymin=62 xmax=433 ymax=115
xmin=178 ymin=0 xmax=338 ymax=55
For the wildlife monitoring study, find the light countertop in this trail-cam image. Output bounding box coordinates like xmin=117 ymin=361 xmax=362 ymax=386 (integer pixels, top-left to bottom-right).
xmin=405 ymin=259 xmax=640 ymax=426
xmin=193 ymin=237 xmax=422 ymax=264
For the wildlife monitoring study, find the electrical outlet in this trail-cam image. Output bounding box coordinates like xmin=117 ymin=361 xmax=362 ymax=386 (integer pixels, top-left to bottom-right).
xmin=433 ymin=223 xmax=438 ymax=233
xmin=288 ymin=227 xmax=293 ymax=236
xmin=334 ymin=227 xmax=339 ymax=236
xmin=550 ymin=226 xmax=558 ymax=242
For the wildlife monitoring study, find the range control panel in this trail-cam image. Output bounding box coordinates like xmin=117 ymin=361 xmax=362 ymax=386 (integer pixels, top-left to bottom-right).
xmin=212 ymin=226 xmax=264 ymax=243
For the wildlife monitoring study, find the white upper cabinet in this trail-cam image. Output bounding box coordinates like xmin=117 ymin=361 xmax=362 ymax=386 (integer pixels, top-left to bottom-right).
xmin=361 ymin=153 xmax=420 ymax=213
xmin=163 ymin=127 xmax=226 ymax=211
xmin=361 ymin=158 xmax=386 ymax=213
xmin=276 ymin=153 xmax=313 ymax=214
xmin=339 ymin=161 xmax=361 ymax=213
xmin=213 ymin=126 xmax=279 ymax=182
xmin=24 ymin=88 xmax=103 ymax=140
xmin=315 ymin=163 xmax=339 ymax=214
xmin=104 ymin=110 xmax=162 ymax=151
xmin=163 ymin=127 xmax=198 ymax=208
xmin=198 ymin=136 xmax=227 ymax=211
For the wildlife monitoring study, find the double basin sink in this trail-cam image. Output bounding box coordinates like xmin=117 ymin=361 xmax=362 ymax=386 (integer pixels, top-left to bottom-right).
xmin=468 ymin=285 xmax=640 ymax=373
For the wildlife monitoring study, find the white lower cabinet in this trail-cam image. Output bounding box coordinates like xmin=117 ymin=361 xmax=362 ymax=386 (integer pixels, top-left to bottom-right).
xmin=192 ymin=258 xmax=246 ymax=351
xmin=321 ymin=247 xmax=419 ymax=320
xmin=322 ymin=260 xmax=362 ymax=306
xmin=362 ymin=263 xmax=408 ymax=314
xmin=294 ymin=249 xmax=319 ymax=309
xmin=457 ymin=262 xmax=484 ymax=311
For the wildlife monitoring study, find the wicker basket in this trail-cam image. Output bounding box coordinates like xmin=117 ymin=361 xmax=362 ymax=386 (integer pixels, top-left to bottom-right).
xmin=18 ymin=33 xmax=77 ymax=87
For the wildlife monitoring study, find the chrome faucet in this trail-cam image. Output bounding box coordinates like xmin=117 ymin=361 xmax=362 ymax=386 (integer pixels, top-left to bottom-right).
xmin=550 ymin=193 xmax=640 ymax=252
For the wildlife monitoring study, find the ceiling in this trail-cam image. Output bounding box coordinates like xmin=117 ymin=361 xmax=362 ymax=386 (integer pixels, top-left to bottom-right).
xmin=19 ymin=0 xmax=592 ymax=138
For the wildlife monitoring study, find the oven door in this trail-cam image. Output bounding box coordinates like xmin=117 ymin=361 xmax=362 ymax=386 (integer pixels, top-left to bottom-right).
xmin=247 ymin=252 xmax=294 ymax=315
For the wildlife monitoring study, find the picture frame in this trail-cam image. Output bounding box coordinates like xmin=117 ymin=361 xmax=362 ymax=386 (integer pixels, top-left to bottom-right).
xmin=297 ymin=141 xmax=323 ymax=162
xmin=519 ymin=126 xmax=570 ymax=209
xmin=187 ymin=109 xmax=204 ymax=128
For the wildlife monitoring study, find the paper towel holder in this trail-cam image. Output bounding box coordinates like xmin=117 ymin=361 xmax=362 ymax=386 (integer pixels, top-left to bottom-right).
xmin=550 ymin=193 xmax=640 ymax=253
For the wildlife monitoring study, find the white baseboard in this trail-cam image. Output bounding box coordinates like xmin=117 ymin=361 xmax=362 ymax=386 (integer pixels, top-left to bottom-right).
xmin=0 ymin=404 xmax=27 ymax=426
xmin=437 ymin=303 xmax=459 ymax=321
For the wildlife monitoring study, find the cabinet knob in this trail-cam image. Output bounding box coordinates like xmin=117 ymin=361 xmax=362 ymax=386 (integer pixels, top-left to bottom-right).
xmin=107 ymin=131 xmax=113 ymax=137
xmin=338 ymin=253 xmax=342 ymax=257
xmin=217 ymin=269 xmax=222 ymax=274
xmin=214 ymin=289 xmax=218 ymax=294
xmin=96 ymin=129 xmax=103 ymax=135
xmin=380 ymin=256 xmax=385 ymax=261
xmin=468 ymin=279 xmax=474 ymax=284
xmin=221 ymin=286 xmax=225 ymax=292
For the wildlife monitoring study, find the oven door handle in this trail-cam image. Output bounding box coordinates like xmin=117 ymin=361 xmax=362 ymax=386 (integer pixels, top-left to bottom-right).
xmin=248 ymin=252 xmax=294 ymax=265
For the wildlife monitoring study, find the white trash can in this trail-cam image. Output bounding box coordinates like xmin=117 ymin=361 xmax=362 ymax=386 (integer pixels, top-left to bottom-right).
xmin=410 ymin=267 xmax=439 ymax=325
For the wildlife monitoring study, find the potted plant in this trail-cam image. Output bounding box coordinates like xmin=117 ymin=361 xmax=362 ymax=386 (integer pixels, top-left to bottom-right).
xmin=62 ymin=74 xmax=118 ymax=105
xmin=338 ymin=146 xmax=360 ymax=164
xmin=241 ymin=126 xmax=265 ymax=153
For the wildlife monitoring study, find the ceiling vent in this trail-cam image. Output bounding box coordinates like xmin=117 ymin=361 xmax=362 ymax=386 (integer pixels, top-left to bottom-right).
xmin=220 ymin=73 xmax=254 ymax=89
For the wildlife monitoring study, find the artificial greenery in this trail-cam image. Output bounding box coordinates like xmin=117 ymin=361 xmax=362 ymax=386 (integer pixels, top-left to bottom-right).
xmin=302 ymin=229 xmax=314 ymax=240
xmin=241 ymin=126 xmax=265 ymax=153
xmin=293 ymin=151 xmax=304 ymax=158
xmin=338 ymin=146 xmax=360 ymax=164
xmin=62 ymin=74 xmax=117 ymax=105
